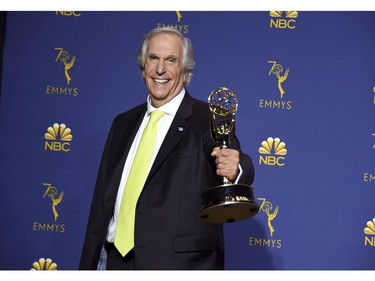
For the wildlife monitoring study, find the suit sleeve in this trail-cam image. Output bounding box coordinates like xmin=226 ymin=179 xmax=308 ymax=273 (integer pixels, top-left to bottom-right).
xmin=228 ymin=127 xmax=255 ymax=186
xmin=79 ymin=119 xmax=116 ymax=269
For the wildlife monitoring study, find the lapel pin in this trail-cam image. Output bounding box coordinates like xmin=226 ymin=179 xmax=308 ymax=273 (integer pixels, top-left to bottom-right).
xmin=177 ymin=126 xmax=184 ymax=132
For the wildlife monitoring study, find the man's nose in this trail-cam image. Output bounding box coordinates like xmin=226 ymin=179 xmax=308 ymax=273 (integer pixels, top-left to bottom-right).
xmin=156 ymin=61 xmax=166 ymax=75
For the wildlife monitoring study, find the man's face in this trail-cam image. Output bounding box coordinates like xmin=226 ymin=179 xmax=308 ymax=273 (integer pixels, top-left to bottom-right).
xmin=143 ymin=33 xmax=186 ymax=108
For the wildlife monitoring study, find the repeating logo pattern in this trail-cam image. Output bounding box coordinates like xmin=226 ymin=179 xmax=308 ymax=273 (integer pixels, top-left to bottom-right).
xmin=157 ymin=11 xmax=189 ymax=33
xmin=43 ymin=183 xmax=64 ymax=221
xmin=176 ymin=11 xmax=182 ymax=22
xmin=270 ymin=11 xmax=298 ymax=29
xmin=364 ymin=218 xmax=375 ymax=235
xmin=45 ymin=48 xmax=79 ymax=97
xmin=364 ymin=217 xmax=375 ymax=247
xmin=258 ymin=198 xmax=279 ymax=237
xmin=45 ymin=123 xmax=73 ymax=142
xmin=362 ymin=132 xmax=375 ymax=185
xmin=44 ymin=123 xmax=73 ymax=152
xmin=30 ymin=258 xmax=57 ymax=270
xmin=268 ymin=60 xmax=289 ymax=99
xmin=55 ymin=11 xmax=81 ymax=17
xmin=55 ymin=48 xmax=76 ymax=85
xmin=249 ymin=197 xmax=282 ymax=249
xmin=259 ymin=137 xmax=287 ymax=166
xmin=259 ymin=137 xmax=287 ymax=155
xmin=259 ymin=59 xmax=292 ymax=110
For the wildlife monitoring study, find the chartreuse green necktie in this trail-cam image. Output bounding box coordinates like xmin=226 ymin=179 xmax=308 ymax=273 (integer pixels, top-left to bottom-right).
xmin=114 ymin=110 xmax=165 ymax=257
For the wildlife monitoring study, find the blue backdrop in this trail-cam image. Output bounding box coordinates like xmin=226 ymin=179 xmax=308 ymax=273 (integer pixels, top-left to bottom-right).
xmin=0 ymin=11 xmax=374 ymax=270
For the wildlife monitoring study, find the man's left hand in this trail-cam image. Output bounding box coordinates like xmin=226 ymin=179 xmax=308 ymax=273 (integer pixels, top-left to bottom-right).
xmin=211 ymin=147 xmax=240 ymax=182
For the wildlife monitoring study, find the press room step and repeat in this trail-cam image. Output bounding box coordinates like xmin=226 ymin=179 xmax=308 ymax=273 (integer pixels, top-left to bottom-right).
xmin=0 ymin=11 xmax=374 ymax=270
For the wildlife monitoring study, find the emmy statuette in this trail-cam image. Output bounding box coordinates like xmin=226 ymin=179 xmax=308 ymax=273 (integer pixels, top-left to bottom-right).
xmin=199 ymin=87 xmax=259 ymax=224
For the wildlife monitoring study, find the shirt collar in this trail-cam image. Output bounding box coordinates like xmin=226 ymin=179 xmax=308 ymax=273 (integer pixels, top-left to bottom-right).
xmin=147 ymin=88 xmax=186 ymax=116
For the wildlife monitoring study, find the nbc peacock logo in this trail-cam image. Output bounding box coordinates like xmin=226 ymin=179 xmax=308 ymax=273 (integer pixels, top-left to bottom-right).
xmin=269 ymin=11 xmax=298 ymax=29
xmin=44 ymin=123 xmax=73 ymax=152
xmin=55 ymin=11 xmax=81 ymax=17
xmin=364 ymin=217 xmax=375 ymax=247
xmin=30 ymin=258 xmax=57 ymax=270
xmin=259 ymin=137 xmax=287 ymax=166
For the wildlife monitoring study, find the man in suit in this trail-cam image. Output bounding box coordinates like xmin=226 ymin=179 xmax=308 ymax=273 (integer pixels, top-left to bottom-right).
xmin=79 ymin=26 xmax=254 ymax=270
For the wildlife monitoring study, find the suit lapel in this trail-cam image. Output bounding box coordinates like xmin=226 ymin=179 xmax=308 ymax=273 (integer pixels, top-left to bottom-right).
xmin=105 ymin=94 xmax=194 ymax=197
xmin=117 ymin=109 xmax=146 ymax=165
xmin=104 ymin=104 xmax=147 ymax=202
xmin=146 ymin=93 xmax=194 ymax=183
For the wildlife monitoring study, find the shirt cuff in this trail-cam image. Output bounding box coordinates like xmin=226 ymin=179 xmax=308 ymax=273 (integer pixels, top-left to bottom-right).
xmin=233 ymin=164 xmax=243 ymax=184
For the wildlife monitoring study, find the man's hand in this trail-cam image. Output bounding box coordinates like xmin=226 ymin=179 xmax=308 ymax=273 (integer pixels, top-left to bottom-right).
xmin=211 ymin=146 xmax=240 ymax=182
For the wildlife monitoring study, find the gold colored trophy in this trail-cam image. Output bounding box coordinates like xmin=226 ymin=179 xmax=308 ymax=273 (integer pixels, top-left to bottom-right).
xmin=199 ymin=87 xmax=259 ymax=224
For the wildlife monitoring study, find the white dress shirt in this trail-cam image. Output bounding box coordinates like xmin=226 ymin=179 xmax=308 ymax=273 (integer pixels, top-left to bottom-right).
xmin=106 ymin=89 xmax=186 ymax=242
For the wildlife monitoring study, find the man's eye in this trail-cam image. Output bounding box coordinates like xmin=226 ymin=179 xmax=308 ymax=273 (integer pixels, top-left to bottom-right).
xmin=148 ymin=56 xmax=158 ymax=62
xmin=166 ymin=58 xmax=177 ymax=64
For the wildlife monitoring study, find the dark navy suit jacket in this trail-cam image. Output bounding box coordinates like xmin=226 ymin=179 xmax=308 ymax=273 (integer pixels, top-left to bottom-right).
xmin=79 ymin=92 xmax=254 ymax=269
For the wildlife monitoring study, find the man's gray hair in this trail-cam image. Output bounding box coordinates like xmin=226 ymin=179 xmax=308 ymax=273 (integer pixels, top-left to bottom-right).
xmin=137 ymin=26 xmax=195 ymax=86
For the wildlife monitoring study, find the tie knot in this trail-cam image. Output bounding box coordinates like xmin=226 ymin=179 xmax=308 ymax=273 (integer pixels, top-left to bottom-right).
xmin=149 ymin=110 xmax=165 ymax=124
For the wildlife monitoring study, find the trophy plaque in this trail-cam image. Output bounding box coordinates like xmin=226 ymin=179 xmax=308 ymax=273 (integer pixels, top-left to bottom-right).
xmin=199 ymin=87 xmax=259 ymax=224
